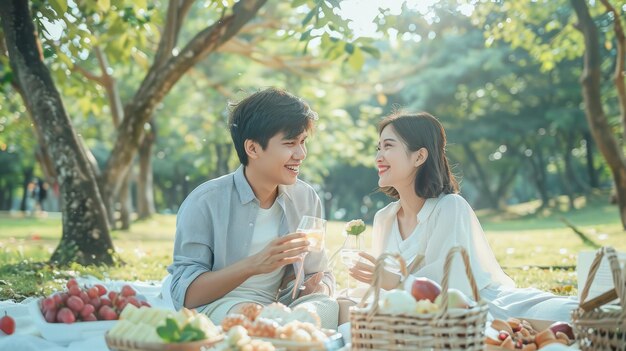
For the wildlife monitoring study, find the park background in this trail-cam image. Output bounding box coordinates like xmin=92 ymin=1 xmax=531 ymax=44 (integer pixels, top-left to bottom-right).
xmin=1 ymin=0 xmax=626 ymax=301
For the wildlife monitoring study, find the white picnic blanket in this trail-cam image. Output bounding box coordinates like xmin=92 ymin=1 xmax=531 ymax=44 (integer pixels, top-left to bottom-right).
xmin=0 ymin=276 xmax=578 ymax=351
xmin=0 ymin=277 xmax=172 ymax=351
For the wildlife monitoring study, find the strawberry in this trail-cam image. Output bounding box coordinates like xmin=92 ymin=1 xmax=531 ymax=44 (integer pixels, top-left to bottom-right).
xmin=0 ymin=311 xmax=15 ymax=335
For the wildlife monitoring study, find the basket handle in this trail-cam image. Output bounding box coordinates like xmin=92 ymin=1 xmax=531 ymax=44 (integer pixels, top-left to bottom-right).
xmin=357 ymin=252 xmax=408 ymax=319
xmin=438 ymin=246 xmax=481 ymax=311
xmin=578 ymin=246 xmax=625 ymax=310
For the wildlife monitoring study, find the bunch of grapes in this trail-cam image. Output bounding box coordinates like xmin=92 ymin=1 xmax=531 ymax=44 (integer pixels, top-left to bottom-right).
xmin=40 ymin=278 xmax=150 ymax=324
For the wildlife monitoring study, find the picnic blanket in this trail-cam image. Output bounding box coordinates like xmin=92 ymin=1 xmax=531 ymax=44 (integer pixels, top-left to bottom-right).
xmin=0 ymin=276 xmax=577 ymax=351
xmin=0 ymin=277 xmax=171 ymax=351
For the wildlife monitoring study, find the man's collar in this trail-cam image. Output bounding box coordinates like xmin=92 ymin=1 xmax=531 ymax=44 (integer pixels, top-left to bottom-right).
xmin=234 ymin=165 xmax=292 ymax=205
xmin=234 ymin=165 xmax=256 ymax=204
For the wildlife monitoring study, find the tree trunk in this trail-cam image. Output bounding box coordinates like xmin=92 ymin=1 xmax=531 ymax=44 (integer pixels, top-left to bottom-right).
xmin=20 ymin=166 xmax=33 ymax=213
xmin=137 ymin=123 xmax=156 ymax=219
xmin=101 ymin=0 xmax=267 ymax=209
xmin=119 ymin=172 xmax=132 ymax=230
xmin=552 ymin=148 xmax=576 ymax=210
xmin=495 ymin=163 xmax=519 ymax=207
xmin=571 ymin=0 xmax=626 ymax=229
xmin=0 ymin=0 xmax=114 ymax=264
xmin=461 ymin=143 xmax=500 ymax=209
xmin=583 ymin=131 xmax=600 ymax=188
xmin=564 ymin=131 xmax=588 ymax=193
xmin=527 ymin=145 xmax=550 ymax=209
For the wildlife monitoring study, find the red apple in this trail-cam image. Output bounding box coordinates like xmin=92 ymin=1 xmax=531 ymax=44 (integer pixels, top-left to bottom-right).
xmin=410 ymin=277 xmax=442 ymax=302
xmin=549 ymin=321 xmax=575 ymax=340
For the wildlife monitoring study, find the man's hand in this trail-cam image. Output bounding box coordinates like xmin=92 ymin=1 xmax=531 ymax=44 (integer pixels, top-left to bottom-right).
xmin=248 ymin=232 xmax=309 ymax=276
xmin=348 ymin=252 xmax=400 ymax=290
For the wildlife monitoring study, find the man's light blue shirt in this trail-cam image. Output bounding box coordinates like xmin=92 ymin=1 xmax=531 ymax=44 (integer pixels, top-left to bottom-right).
xmin=167 ymin=165 xmax=335 ymax=310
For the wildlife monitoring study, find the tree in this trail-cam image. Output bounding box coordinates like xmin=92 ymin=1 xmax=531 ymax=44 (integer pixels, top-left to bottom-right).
xmin=474 ymin=0 xmax=626 ymax=228
xmin=0 ymin=0 xmax=266 ymax=264
xmin=0 ymin=0 xmax=114 ymax=264
xmin=571 ymin=0 xmax=626 ymax=226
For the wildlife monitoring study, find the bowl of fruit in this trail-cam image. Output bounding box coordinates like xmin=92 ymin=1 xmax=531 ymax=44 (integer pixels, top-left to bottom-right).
xmin=29 ymin=278 xmax=148 ymax=344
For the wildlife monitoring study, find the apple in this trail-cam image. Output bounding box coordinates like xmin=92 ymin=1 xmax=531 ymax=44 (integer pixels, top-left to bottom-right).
xmin=380 ymin=289 xmax=417 ymax=315
xmin=549 ymin=321 xmax=575 ymax=340
xmin=410 ymin=277 xmax=441 ymax=302
xmin=435 ymin=288 xmax=471 ymax=309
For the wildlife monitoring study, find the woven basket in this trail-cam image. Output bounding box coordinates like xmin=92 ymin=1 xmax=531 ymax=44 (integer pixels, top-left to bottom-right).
xmin=572 ymin=246 xmax=626 ymax=351
xmin=350 ymin=246 xmax=488 ymax=350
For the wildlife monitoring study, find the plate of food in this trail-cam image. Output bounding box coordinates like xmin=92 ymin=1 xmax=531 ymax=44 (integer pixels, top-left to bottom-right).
xmin=105 ymin=304 xmax=223 ymax=351
xmin=218 ymin=303 xmax=344 ymax=351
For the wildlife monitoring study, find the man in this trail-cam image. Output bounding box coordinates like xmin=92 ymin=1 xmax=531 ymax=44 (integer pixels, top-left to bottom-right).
xmin=167 ymin=88 xmax=338 ymax=329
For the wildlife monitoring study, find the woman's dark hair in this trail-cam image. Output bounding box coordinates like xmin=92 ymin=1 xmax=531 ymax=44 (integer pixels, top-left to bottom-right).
xmin=228 ymin=88 xmax=317 ymax=165
xmin=378 ymin=112 xmax=458 ymax=199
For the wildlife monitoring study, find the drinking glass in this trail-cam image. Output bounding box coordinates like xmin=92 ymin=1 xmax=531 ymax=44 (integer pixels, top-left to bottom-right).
xmin=292 ymin=215 xmax=326 ymax=298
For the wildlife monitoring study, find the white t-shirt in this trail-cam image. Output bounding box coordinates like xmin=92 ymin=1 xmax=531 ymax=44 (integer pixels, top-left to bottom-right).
xmin=225 ymin=201 xmax=285 ymax=303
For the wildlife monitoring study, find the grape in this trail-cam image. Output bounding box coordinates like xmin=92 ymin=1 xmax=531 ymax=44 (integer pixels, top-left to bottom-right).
xmin=94 ymin=284 xmax=107 ymax=296
xmin=44 ymin=309 xmax=57 ymax=323
xmin=108 ymin=291 xmax=118 ymax=302
xmin=127 ymin=296 xmax=141 ymax=308
xmin=120 ymin=285 xmax=136 ymax=297
xmin=116 ymin=299 xmax=128 ymax=312
xmin=52 ymin=294 xmax=62 ymax=306
xmin=87 ymin=287 xmax=99 ymax=299
xmin=80 ymin=304 xmax=95 ymax=319
xmin=66 ymin=278 xmax=78 ymax=290
xmin=89 ymin=297 xmax=101 ymax=310
xmin=61 ymin=292 xmax=70 ymax=303
xmin=83 ymin=313 xmax=97 ymax=322
xmin=57 ymin=308 xmax=76 ymax=324
xmin=140 ymin=300 xmax=151 ymax=307
xmin=67 ymin=296 xmax=85 ymax=312
xmin=68 ymin=285 xmax=81 ymax=297
xmin=98 ymin=305 xmax=117 ymax=321
xmin=42 ymin=297 xmax=56 ymax=312
xmin=100 ymin=298 xmax=112 ymax=307
xmin=79 ymin=291 xmax=90 ymax=304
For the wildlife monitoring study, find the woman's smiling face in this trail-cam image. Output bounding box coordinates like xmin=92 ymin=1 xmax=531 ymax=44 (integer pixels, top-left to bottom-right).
xmin=376 ymin=125 xmax=421 ymax=189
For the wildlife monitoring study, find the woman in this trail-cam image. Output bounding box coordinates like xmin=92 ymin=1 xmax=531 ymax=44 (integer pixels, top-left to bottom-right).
xmin=348 ymin=112 xmax=577 ymax=322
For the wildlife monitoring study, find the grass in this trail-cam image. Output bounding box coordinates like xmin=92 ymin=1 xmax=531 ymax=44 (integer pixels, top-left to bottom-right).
xmin=1 ymin=192 xmax=625 ymax=302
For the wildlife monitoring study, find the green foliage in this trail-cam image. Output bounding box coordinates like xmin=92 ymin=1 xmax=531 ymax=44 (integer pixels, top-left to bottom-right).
xmin=157 ymin=317 xmax=207 ymax=343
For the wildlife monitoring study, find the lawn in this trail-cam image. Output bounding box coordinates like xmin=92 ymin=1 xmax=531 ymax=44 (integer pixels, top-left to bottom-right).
xmin=1 ymin=192 xmax=625 ymax=301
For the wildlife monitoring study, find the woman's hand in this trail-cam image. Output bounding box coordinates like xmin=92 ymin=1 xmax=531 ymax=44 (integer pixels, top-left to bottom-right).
xmin=349 ymin=252 xmax=401 ymax=290
xmin=247 ymin=232 xmax=309 ymax=275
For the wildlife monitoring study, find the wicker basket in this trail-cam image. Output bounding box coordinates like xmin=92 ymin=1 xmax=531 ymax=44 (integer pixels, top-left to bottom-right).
xmin=572 ymin=246 xmax=626 ymax=351
xmin=349 ymin=246 xmax=488 ymax=350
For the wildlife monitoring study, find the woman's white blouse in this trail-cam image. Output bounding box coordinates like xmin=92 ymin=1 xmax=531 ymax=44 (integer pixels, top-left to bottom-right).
xmin=373 ymin=193 xmax=515 ymax=297
xmin=370 ymin=194 xmax=578 ymax=321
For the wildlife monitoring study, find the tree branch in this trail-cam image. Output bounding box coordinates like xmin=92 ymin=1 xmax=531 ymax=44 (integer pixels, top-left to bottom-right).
xmin=600 ymin=0 xmax=626 ymax=140
xmin=72 ymin=63 xmax=104 ymax=84
xmin=154 ymin=0 xmax=195 ymax=69
xmin=94 ymin=46 xmax=123 ymax=127
xmin=103 ymin=0 xmax=267 ymax=197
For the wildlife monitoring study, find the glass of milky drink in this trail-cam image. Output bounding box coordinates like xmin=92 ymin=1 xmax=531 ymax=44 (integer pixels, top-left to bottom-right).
xmin=292 ymin=216 xmax=326 ymax=297
xmin=297 ymin=216 xmax=326 ymax=252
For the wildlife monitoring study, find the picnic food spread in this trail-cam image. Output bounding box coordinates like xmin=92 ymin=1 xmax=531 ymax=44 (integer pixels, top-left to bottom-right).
xmin=485 ymin=318 xmax=575 ymax=350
